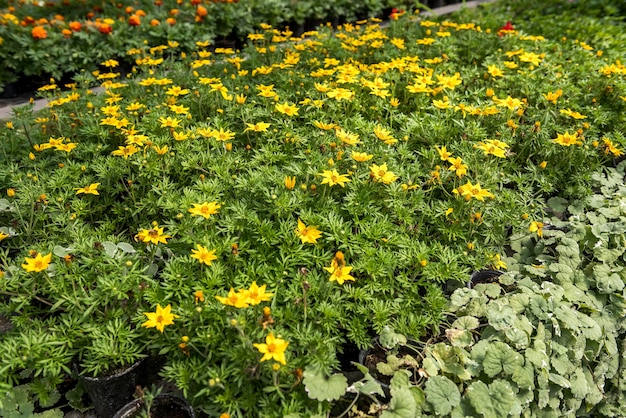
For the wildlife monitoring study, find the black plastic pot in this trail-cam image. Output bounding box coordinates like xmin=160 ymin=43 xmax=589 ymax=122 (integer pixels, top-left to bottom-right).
xmin=79 ymin=360 xmax=143 ymax=418
xmin=112 ymin=393 xmax=195 ymax=418
xmin=467 ymin=270 xmax=504 ymax=289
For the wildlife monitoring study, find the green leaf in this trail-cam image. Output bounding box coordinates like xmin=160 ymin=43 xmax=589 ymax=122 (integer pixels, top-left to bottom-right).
xmin=102 ymin=241 xmax=118 ymax=258
xmin=424 ymin=376 xmax=461 ymax=416
xmin=548 ymin=373 xmax=570 ymax=388
xmin=117 ymin=242 xmax=136 ymax=253
xmin=381 ymin=387 xmax=417 ymax=418
xmin=355 ymin=373 xmax=385 ymax=397
xmin=512 ymin=361 xmax=535 ymax=390
xmin=38 ymin=410 xmax=64 ymax=418
xmin=303 ymin=368 xmax=348 ymax=402
xmin=379 ymin=326 xmax=407 ymax=349
xmin=451 ymin=316 xmax=480 ymax=331
xmin=486 ymin=301 xmax=516 ymax=331
xmin=482 ymin=342 xmax=523 ymax=377
xmin=570 ymin=368 xmax=588 ymax=400
xmin=548 ymin=196 xmax=568 ymax=213
xmin=446 ymin=328 xmax=474 ymax=347
xmin=505 ymin=327 xmax=529 ymax=350
xmin=377 ymin=355 xmax=401 ymax=376
xmin=450 ymin=288 xmax=478 ymax=311
xmin=467 ymin=380 xmax=516 ymax=418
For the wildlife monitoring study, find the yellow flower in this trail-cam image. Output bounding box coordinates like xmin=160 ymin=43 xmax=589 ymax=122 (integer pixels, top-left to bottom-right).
xmin=111 ymin=145 xmax=139 ymax=158
xmin=159 ymin=116 xmax=181 ymax=128
xmin=253 ymin=333 xmax=289 ymax=365
xmin=274 ymin=102 xmax=299 ymax=116
xmin=453 ymin=181 xmax=494 ymax=201
xmin=136 ymin=224 xmax=171 ymax=245
xmin=7 ymin=188 xmax=15 ymax=197
xmin=244 ymin=122 xmax=271 ymax=133
xmin=335 ymin=129 xmax=361 ymax=146
xmin=435 ymin=145 xmax=452 ymax=161
xmin=447 ymin=157 xmax=468 ymax=178
xmin=75 ymin=183 xmax=100 ymax=195
xmin=246 ymin=282 xmax=273 ymax=305
xmin=487 ymin=65 xmax=504 ymax=78
xmin=351 ymin=152 xmax=373 ymax=162
xmin=313 ymin=120 xmax=336 ymax=130
xmin=553 ymin=132 xmax=582 ymax=147
xmin=215 ymin=288 xmax=250 ymax=308
xmin=373 ymin=125 xmax=397 ymax=145
xmin=21 ymin=252 xmax=52 ymax=272
xmin=295 ymin=219 xmax=322 ymax=244
xmin=369 ymin=163 xmax=398 ymax=184
xmin=559 ymin=108 xmax=587 ymax=119
xmin=142 ymin=304 xmax=179 ymax=333
xmin=319 ymin=170 xmax=351 ymax=187
xmin=325 ymin=265 xmax=356 ymax=285
xmin=284 ymin=176 xmax=296 ymax=190
xmin=474 ymin=140 xmax=508 ymax=158
xmin=188 ymin=202 xmax=221 ymax=219
xmin=190 ymin=244 xmax=218 ymax=265
xmin=543 ymin=90 xmax=562 ymax=104
xmin=0 ymin=231 xmax=9 ymax=242
xmin=539 ymin=161 xmax=548 ymax=169
xmin=529 ymin=221 xmax=544 ymax=238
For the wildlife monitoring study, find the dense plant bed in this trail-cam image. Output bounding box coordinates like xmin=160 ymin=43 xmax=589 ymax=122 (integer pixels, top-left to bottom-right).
xmin=0 ymin=0 xmax=625 ymax=416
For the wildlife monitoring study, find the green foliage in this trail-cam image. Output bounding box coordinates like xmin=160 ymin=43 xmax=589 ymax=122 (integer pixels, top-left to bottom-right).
xmin=0 ymin=385 xmax=63 ymax=418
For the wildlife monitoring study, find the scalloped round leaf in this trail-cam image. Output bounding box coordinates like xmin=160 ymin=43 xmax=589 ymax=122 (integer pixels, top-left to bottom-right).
xmin=467 ymin=380 xmax=516 ymax=418
xmin=381 ymin=387 xmax=417 ymax=418
xmin=451 ymin=316 xmax=480 ymax=331
xmin=445 ymin=328 xmax=474 ymax=348
xmin=424 ymin=376 xmax=461 ymax=416
xmin=302 ymin=368 xmax=348 ymax=402
xmin=482 ymin=342 xmax=523 ymax=377
xmin=505 ymin=327 xmax=529 ymax=349
xmin=450 ymin=288 xmax=478 ymax=311
xmin=570 ymin=368 xmax=588 ymax=399
xmin=486 ymin=300 xmax=516 ymax=331
xmin=548 ymin=196 xmax=568 ymax=213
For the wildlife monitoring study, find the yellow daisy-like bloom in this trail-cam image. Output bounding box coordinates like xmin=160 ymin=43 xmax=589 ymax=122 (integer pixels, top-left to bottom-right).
xmin=244 ymin=122 xmax=271 ymax=133
xmin=435 ymin=145 xmax=452 ymax=161
xmin=559 ymin=108 xmax=587 ymax=119
xmin=158 ymin=116 xmax=181 ymax=128
xmin=474 ymin=140 xmax=508 ymax=158
xmin=453 ymin=181 xmax=495 ymax=201
xmin=0 ymin=232 xmax=9 ymax=242
xmin=325 ymin=265 xmax=356 ymax=285
xmin=246 ymin=281 xmax=274 ymax=305
xmin=313 ymin=120 xmax=336 ymax=131
xmin=295 ymin=219 xmax=322 ymax=244
xmin=529 ymin=221 xmax=544 ymax=238
xmin=553 ymin=132 xmax=582 ymax=147
xmin=142 ymin=304 xmax=179 ymax=333
xmin=351 ymin=152 xmax=373 ymax=162
xmin=373 ymin=125 xmax=397 ymax=145
xmin=284 ymin=176 xmax=296 ymax=190
xmin=215 ymin=287 xmax=250 ymax=308
xmin=447 ymin=157 xmax=468 ymax=178
xmin=188 ymin=202 xmax=221 ymax=219
xmin=274 ymin=102 xmax=299 ymax=116
xmin=253 ymin=333 xmax=289 ymax=365
xmin=21 ymin=252 xmax=52 ymax=273
xmin=190 ymin=244 xmax=218 ymax=265
xmin=136 ymin=225 xmax=171 ymax=245
xmin=369 ymin=163 xmax=398 ymax=184
xmin=75 ymin=183 xmax=100 ymax=195
xmin=487 ymin=65 xmax=504 ymax=78
xmin=335 ymin=128 xmax=361 ymax=146
xmin=111 ymin=145 xmax=139 ymax=158
xmin=319 ymin=170 xmax=351 ymax=187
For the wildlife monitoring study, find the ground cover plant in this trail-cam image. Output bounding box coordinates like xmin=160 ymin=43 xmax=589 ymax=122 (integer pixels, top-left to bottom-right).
xmin=1 ymin=0 xmax=626 ymax=416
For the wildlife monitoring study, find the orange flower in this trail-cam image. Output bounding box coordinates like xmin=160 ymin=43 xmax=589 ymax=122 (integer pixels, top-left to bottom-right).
xmin=128 ymin=14 xmax=140 ymax=26
xmin=165 ymin=17 xmax=176 ymax=25
xmin=69 ymin=21 xmax=82 ymax=31
xmin=136 ymin=9 xmax=146 ymax=16
xmin=31 ymin=26 xmax=47 ymax=39
xmin=62 ymin=28 xmax=72 ymax=37
xmin=98 ymin=23 xmax=112 ymax=34
xmin=150 ymin=19 xmax=160 ymax=26
xmin=196 ymin=5 xmax=208 ymax=17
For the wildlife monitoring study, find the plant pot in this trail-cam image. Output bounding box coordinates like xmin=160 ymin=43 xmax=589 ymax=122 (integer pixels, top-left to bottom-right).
xmin=78 ymin=359 xmax=144 ymax=418
xmin=112 ymin=393 xmax=195 ymax=418
xmin=467 ymin=270 xmax=504 ymax=289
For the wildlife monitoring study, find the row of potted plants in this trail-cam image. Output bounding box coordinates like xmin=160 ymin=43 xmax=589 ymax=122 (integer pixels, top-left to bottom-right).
xmin=0 ymin=0 xmax=425 ymax=95
xmin=0 ymin=0 xmax=625 ymax=416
